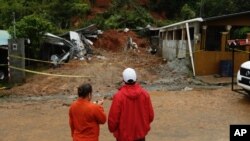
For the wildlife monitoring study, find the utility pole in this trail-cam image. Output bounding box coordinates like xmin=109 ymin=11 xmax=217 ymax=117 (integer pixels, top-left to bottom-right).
xmin=13 ymin=12 xmax=16 ymax=39
xmin=199 ymin=0 xmax=205 ymax=17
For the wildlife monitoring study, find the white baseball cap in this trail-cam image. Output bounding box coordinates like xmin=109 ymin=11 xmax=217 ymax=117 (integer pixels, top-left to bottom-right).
xmin=123 ymin=68 xmax=137 ymax=83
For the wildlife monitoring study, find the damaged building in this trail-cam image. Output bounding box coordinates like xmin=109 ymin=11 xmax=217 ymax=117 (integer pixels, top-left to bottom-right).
xmin=40 ymin=24 xmax=102 ymax=66
xmin=0 ymin=24 xmax=103 ymax=83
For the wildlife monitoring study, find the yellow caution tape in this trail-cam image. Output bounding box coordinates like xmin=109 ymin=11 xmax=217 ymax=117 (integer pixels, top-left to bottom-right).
xmin=9 ymin=54 xmax=66 ymax=64
xmin=2 ymin=55 xmax=93 ymax=78
xmin=0 ymin=49 xmax=203 ymax=79
xmin=9 ymin=65 xmax=94 ymax=78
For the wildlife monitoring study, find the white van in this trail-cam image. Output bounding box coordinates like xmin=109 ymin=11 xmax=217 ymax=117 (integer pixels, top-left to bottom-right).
xmin=237 ymin=61 xmax=250 ymax=92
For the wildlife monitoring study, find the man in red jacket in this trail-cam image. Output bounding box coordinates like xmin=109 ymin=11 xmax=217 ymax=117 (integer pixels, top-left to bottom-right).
xmin=108 ymin=68 xmax=154 ymax=141
xmin=69 ymin=83 xmax=106 ymax=141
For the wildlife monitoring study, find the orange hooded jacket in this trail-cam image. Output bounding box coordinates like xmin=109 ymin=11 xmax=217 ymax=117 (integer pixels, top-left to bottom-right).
xmin=69 ymin=98 xmax=106 ymax=141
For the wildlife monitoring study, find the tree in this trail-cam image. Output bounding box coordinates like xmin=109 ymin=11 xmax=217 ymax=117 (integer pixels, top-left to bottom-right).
xmin=102 ymin=0 xmax=153 ymax=29
xmin=148 ymin=0 xmax=187 ymax=19
xmin=232 ymin=27 xmax=250 ymax=39
xmin=48 ymin=0 xmax=90 ymax=29
xmin=0 ymin=0 xmax=29 ymax=29
xmin=233 ymin=0 xmax=250 ymax=12
xmin=180 ymin=4 xmax=196 ymax=20
xmin=200 ymin=0 xmax=237 ymax=17
xmin=0 ymin=0 xmax=91 ymax=29
xmin=8 ymin=14 xmax=56 ymax=58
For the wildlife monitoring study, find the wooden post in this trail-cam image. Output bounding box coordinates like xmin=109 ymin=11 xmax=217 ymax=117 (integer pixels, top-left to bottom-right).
xmin=247 ymin=33 xmax=250 ymax=59
xmin=220 ymin=32 xmax=228 ymax=52
xmin=201 ymin=25 xmax=207 ymax=50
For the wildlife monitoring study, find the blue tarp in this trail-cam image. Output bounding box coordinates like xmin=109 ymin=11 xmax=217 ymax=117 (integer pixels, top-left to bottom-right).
xmin=0 ymin=30 xmax=11 ymax=46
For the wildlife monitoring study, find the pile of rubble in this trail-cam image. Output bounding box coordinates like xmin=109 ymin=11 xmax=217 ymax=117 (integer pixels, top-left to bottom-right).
xmin=93 ymin=29 xmax=149 ymax=52
xmin=42 ymin=24 xmax=103 ymax=67
xmin=41 ymin=25 xmax=153 ymax=67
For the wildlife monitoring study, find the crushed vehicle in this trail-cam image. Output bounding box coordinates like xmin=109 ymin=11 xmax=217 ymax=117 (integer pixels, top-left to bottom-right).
xmin=41 ymin=33 xmax=75 ymax=67
xmin=41 ymin=24 xmax=102 ymax=67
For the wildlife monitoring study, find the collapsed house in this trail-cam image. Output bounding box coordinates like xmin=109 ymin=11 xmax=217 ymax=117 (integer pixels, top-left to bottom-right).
xmin=0 ymin=25 xmax=102 ymax=83
xmin=40 ymin=24 xmax=102 ymax=66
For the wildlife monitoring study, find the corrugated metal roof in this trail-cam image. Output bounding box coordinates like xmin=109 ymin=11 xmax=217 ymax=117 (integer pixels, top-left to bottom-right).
xmin=0 ymin=30 xmax=11 ymax=46
xmin=158 ymin=18 xmax=203 ymax=31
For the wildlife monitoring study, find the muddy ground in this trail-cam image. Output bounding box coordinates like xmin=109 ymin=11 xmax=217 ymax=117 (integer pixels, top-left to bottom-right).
xmin=1 ymin=87 xmax=250 ymax=141
xmin=1 ymin=30 xmax=250 ymax=141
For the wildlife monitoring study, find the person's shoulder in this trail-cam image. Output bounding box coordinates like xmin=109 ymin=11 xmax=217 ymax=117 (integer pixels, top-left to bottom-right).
xmin=70 ymin=99 xmax=78 ymax=106
xmin=84 ymin=102 xmax=100 ymax=111
xmin=112 ymin=88 xmax=125 ymax=101
xmin=90 ymin=102 xmax=102 ymax=109
xmin=135 ymin=84 xmax=147 ymax=92
xmin=69 ymin=100 xmax=79 ymax=111
xmin=113 ymin=91 xmax=122 ymax=98
xmin=137 ymin=85 xmax=150 ymax=97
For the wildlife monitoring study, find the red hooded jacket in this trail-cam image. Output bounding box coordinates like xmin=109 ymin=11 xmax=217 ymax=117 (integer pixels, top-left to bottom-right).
xmin=108 ymin=83 xmax=154 ymax=141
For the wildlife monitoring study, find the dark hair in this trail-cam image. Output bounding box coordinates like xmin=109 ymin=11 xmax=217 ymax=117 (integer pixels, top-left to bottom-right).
xmin=78 ymin=83 xmax=92 ymax=98
xmin=125 ymin=79 xmax=136 ymax=85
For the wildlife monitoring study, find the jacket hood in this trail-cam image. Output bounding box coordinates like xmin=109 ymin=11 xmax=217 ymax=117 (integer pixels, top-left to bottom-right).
xmin=120 ymin=83 xmax=142 ymax=99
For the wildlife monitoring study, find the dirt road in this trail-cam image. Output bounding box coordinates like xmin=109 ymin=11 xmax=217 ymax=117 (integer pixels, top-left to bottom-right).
xmin=1 ymin=87 xmax=250 ymax=141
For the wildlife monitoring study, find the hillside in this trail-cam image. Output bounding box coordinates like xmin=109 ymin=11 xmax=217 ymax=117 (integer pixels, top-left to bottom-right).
xmin=87 ymin=0 xmax=165 ymax=21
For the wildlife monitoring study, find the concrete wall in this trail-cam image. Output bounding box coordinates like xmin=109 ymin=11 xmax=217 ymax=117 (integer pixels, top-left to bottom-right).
xmin=160 ymin=22 xmax=200 ymax=60
xmin=162 ymin=40 xmax=191 ymax=61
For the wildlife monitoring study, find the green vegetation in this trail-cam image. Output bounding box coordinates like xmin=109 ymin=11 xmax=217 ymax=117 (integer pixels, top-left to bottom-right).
xmin=8 ymin=14 xmax=56 ymax=59
xmin=232 ymin=27 xmax=250 ymax=39
xmin=148 ymin=0 xmax=250 ymax=18
xmin=0 ymin=0 xmax=249 ymax=39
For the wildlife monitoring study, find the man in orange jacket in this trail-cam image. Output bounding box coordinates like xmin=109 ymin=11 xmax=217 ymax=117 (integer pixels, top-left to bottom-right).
xmin=108 ymin=68 xmax=154 ymax=141
xmin=69 ymin=83 xmax=106 ymax=141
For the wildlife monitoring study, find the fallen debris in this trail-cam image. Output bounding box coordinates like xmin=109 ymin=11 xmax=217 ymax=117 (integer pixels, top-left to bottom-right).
xmin=125 ymin=36 xmax=140 ymax=53
xmin=183 ymin=86 xmax=193 ymax=91
xmin=42 ymin=24 xmax=103 ymax=67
